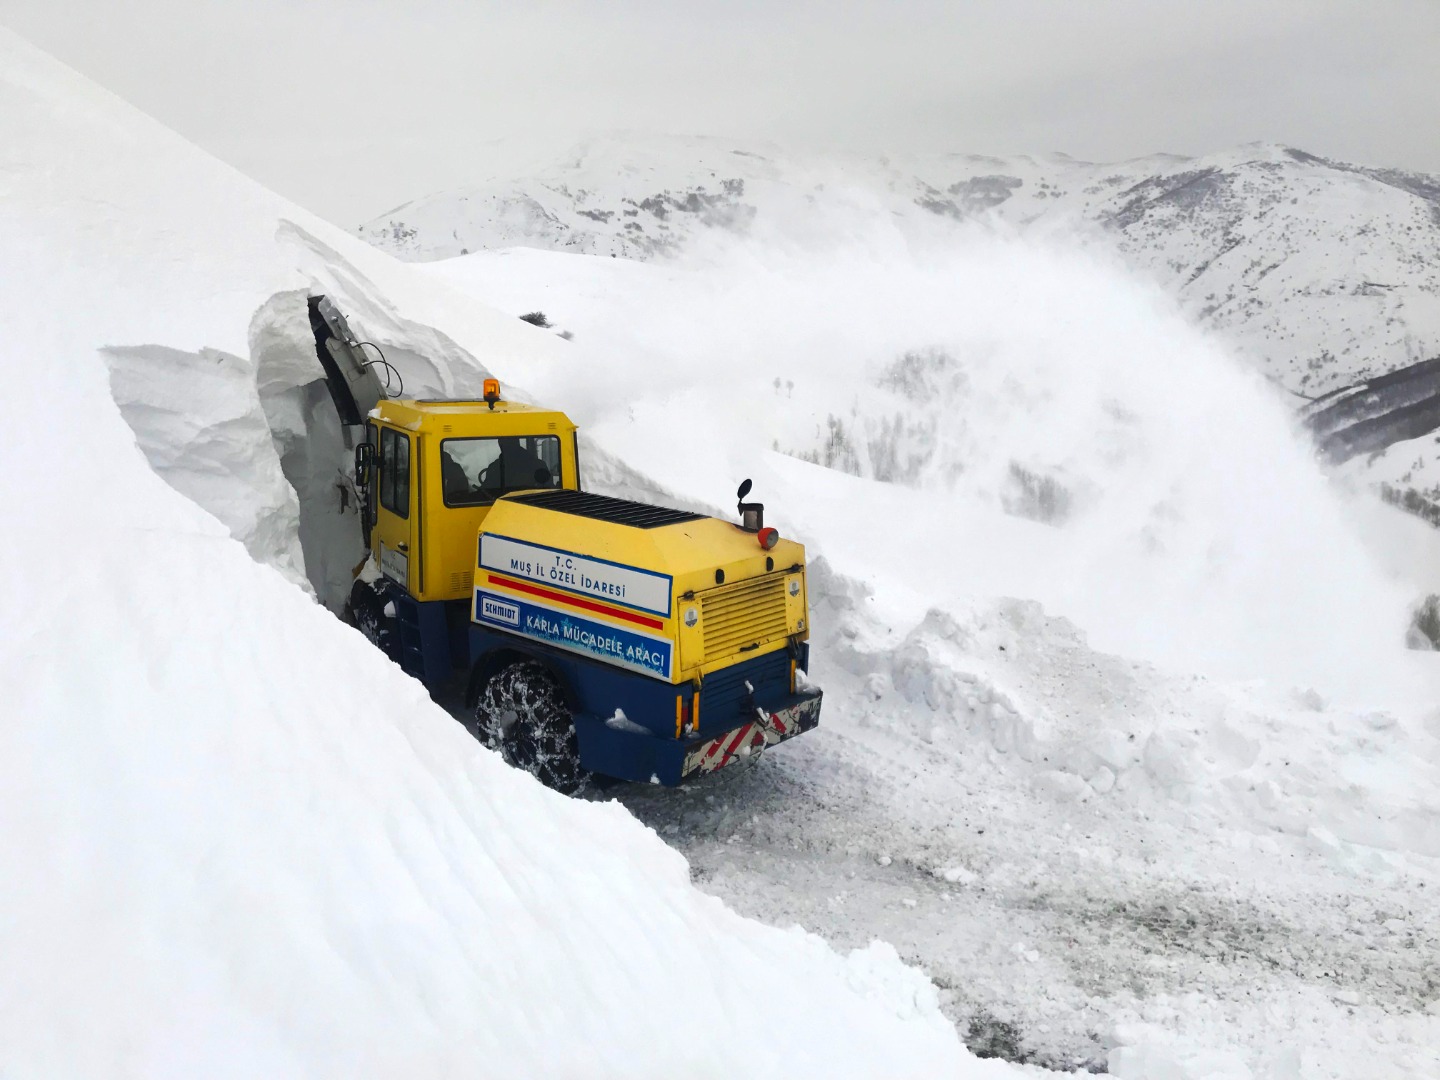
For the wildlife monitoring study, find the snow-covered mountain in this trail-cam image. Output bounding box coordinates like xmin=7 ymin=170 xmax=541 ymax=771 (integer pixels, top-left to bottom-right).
xmin=360 ymin=137 xmax=1440 ymax=397
xmin=360 ymin=135 xmax=1440 ymax=511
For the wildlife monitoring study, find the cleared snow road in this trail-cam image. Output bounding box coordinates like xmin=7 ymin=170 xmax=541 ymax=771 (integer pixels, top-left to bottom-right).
xmin=569 ymin=566 xmax=1440 ymax=1080
xmin=602 ymin=692 xmax=1440 ymax=1078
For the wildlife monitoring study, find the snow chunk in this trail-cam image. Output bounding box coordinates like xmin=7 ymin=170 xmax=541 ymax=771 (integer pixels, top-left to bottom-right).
xmin=605 ymin=708 xmax=649 ymax=735
xmin=932 ymin=865 xmax=979 ymax=886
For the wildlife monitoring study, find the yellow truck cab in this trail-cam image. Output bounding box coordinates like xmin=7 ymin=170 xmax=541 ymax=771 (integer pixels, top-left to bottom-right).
xmin=313 ymin=294 xmax=821 ymax=792
xmin=364 ymin=396 xmax=580 ymax=603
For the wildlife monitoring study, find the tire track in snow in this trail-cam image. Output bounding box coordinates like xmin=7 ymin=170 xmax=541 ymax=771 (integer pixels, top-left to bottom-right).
xmin=598 ymin=674 xmax=1440 ymax=1077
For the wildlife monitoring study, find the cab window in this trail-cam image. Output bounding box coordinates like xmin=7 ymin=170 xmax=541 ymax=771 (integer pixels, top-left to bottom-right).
xmin=379 ymin=427 xmax=410 ymax=518
xmin=441 ymin=435 xmax=561 ymax=507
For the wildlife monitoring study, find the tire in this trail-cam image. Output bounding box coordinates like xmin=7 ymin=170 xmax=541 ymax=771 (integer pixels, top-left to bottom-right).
xmin=349 ymin=579 xmax=398 ymax=662
xmin=473 ymin=660 xmax=589 ymax=794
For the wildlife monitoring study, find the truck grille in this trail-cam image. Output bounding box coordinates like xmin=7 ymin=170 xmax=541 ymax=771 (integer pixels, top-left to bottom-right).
xmin=701 ymin=575 xmax=789 ymax=660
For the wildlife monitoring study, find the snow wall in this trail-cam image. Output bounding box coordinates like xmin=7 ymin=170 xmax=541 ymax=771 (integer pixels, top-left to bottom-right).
xmin=0 ymin=27 xmax=1006 ymax=1079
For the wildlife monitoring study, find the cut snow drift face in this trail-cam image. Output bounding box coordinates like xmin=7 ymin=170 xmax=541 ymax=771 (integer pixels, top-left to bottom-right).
xmin=97 ymin=230 xmax=507 ymax=613
xmin=101 ymin=341 xmax=310 ymax=590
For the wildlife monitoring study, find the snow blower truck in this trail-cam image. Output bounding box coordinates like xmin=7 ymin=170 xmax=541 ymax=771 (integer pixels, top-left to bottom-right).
xmin=310 ymin=295 xmax=821 ymax=792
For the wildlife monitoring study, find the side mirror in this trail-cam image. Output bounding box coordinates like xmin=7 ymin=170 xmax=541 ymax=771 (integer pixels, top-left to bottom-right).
xmin=355 ymin=442 xmax=375 ymax=487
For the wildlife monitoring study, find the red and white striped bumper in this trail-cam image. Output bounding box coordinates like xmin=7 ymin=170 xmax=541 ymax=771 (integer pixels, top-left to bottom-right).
xmin=681 ymin=691 xmax=822 ymax=778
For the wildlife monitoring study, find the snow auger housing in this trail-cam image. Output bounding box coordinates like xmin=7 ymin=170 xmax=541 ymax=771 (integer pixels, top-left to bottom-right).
xmin=318 ymin=296 xmax=820 ymax=788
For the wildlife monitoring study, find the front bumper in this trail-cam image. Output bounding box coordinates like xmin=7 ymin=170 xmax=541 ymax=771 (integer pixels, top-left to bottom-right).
xmin=572 ymin=685 xmax=822 ymax=787
xmin=680 ymin=690 xmax=823 ymax=779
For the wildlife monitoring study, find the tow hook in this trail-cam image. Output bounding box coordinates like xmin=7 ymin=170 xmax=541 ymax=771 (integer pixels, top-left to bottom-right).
xmin=744 ymin=680 xmax=779 ymax=743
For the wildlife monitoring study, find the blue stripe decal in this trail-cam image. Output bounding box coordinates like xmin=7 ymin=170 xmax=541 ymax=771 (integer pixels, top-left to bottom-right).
xmin=475 ymin=589 xmax=673 ymax=681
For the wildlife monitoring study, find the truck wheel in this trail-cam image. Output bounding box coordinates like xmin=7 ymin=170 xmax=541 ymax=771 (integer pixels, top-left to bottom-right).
xmin=349 ymin=579 xmax=398 ymax=661
xmin=473 ymin=661 xmax=589 ymax=794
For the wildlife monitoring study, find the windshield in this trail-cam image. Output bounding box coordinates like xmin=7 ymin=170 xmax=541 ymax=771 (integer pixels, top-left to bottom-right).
xmin=440 ymin=435 xmax=562 ymax=507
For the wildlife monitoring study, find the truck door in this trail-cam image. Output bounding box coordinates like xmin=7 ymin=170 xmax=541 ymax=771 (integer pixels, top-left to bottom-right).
xmin=375 ymin=425 xmax=418 ymax=593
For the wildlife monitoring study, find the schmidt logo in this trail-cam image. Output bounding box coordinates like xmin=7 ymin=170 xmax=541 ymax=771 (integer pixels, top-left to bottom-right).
xmin=481 ymin=596 xmax=520 ymax=626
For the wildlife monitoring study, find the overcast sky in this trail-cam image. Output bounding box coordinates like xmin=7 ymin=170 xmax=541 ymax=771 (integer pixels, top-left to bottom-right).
xmin=3 ymin=0 xmax=1437 ymax=226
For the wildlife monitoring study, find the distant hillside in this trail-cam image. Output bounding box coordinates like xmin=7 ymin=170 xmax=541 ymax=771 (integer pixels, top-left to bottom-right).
xmin=358 ymin=137 xmax=1440 ymax=502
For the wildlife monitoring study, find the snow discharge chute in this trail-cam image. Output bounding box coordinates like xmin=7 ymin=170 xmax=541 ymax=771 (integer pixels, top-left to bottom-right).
xmin=308 ymin=294 xmax=391 ymax=440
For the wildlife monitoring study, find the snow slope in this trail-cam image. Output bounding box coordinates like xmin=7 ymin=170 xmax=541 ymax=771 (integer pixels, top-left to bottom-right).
xmin=361 ymin=135 xmax=1440 ymax=499
xmin=426 ymin=236 xmax=1440 ymax=1076
xmin=0 ymin=27 xmax=1003 ymax=1079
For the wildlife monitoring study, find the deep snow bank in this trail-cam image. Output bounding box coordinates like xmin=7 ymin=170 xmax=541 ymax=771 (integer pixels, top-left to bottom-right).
xmin=807 ymin=552 xmax=1440 ymax=861
xmin=0 ymin=26 xmax=996 ymax=1078
xmin=2 ymin=452 xmax=972 ymax=1078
